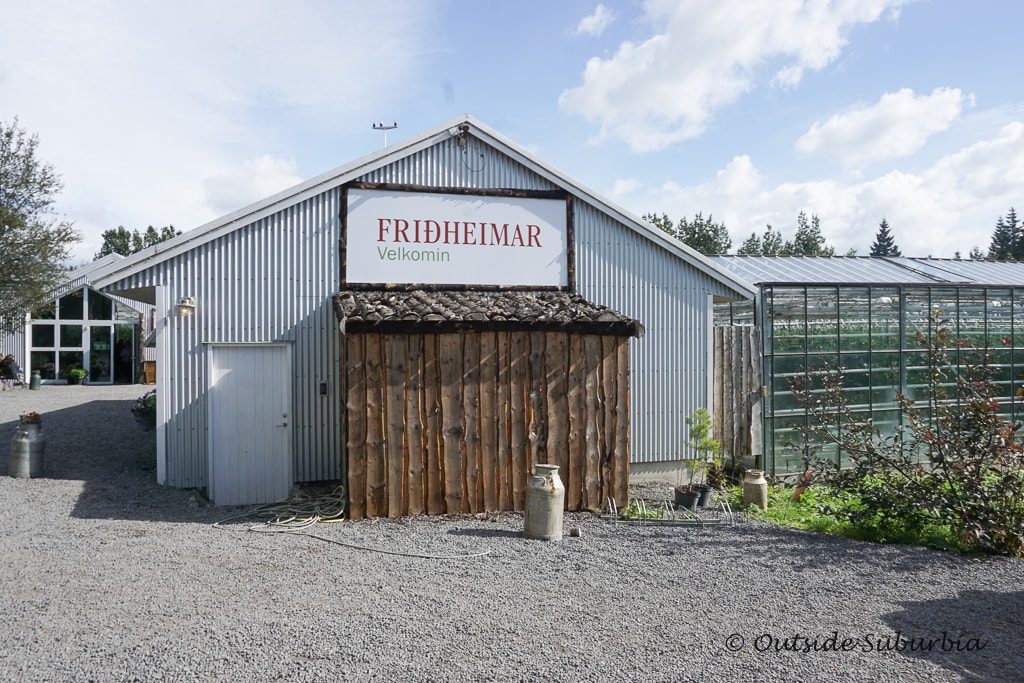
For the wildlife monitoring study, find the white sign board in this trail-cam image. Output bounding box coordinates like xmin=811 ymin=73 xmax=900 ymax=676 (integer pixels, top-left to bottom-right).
xmin=345 ymin=188 xmax=568 ymax=288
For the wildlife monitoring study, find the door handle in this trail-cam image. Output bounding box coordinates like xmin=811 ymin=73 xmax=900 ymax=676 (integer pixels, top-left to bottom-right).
xmin=276 ymin=422 xmax=288 ymax=428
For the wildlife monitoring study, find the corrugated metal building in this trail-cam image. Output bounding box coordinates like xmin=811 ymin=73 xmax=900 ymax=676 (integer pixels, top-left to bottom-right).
xmin=92 ymin=116 xmax=754 ymax=499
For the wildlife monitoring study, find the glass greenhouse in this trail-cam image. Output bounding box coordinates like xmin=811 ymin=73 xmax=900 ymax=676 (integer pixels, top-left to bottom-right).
xmin=713 ymin=256 xmax=1024 ymax=475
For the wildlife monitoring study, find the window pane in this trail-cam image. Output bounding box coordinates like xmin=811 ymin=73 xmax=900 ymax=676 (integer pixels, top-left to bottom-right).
xmin=88 ymin=291 xmax=113 ymax=320
xmin=31 ymin=351 xmax=56 ymax=380
xmin=59 ymin=351 xmax=84 ymax=378
xmin=957 ymin=288 xmax=986 ymax=349
xmin=871 ymin=288 xmax=901 ymax=351
xmin=59 ymin=290 xmax=84 ymax=320
xmin=33 ymin=301 xmax=56 ymax=320
xmin=806 ymin=287 xmax=838 ymax=352
xmin=90 ymin=326 xmax=112 ymax=382
xmin=986 ymin=289 xmax=1012 ymax=348
xmin=114 ymin=300 xmax=138 ymax=322
xmin=771 ymin=288 xmax=806 ymax=353
xmin=60 ymin=324 xmax=83 ymax=347
xmin=31 ymin=324 xmax=55 ymax=347
xmin=839 ymin=288 xmax=870 ymax=352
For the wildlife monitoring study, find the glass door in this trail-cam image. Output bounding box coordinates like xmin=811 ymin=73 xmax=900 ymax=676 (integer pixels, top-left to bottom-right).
xmin=89 ymin=325 xmax=113 ymax=383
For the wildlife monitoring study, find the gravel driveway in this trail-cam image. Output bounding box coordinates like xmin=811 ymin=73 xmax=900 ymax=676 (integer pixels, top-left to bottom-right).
xmin=1 ymin=385 xmax=1022 ymax=682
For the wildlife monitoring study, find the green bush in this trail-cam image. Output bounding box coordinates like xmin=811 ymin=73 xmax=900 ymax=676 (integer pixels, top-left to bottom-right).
xmin=132 ymin=390 xmax=156 ymax=429
xmin=790 ymin=312 xmax=1024 ymax=557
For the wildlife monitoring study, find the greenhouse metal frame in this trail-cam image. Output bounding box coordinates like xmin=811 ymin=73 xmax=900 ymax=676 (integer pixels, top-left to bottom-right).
xmin=712 ymin=256 xmax=1024 ymax=476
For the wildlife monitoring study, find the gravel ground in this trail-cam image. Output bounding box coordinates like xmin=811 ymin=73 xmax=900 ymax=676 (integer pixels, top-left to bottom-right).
xmin=1 ymin=385 xmax=1023 ymax=682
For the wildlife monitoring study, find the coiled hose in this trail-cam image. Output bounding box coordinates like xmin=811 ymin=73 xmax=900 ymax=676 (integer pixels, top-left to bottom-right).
xmin=213 ymin=486 xmax=490 ymax=560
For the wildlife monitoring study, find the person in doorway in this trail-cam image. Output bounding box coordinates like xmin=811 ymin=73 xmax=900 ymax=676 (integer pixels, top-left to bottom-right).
xmin=0 ymin=354 xmax=23 ymax=389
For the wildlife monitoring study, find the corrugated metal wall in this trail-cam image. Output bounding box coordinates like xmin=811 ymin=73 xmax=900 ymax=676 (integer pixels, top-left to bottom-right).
xmin=573 ymin=201 xmax=736 ymax=462
xmin=102 ymin=133 xmax=741 ymax=488
xmin=1 ymin=328 xmax=25 ymax=370
xmin=105 ymin=194 xmax=341 ymax=487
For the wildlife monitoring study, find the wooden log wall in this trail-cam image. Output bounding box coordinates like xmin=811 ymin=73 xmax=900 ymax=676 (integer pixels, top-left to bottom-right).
xmin=712 ymin=325 xmax=762 ymax=469
xmin=345 ymin=331 xmax=631 ymax=519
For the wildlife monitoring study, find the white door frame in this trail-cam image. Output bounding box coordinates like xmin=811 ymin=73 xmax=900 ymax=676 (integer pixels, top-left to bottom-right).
xmin=205 ymin=342 xmax=293 ymax=504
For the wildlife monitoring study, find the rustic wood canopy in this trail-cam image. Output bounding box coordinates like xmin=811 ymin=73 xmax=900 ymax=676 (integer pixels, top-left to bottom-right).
xmin=333 ymin=290 xmax=645 ymax=337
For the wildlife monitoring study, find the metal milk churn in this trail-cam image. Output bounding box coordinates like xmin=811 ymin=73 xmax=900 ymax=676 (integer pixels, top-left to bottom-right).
xmin=29 ymin=371 xmax=41 ymax=390
xmin=742 ymin=469 xmax=769 ymax=511
xmin=9 ymin=418 xmax=45 ymax=478
xmin=523 ymin=464 xmax=565 ymax=541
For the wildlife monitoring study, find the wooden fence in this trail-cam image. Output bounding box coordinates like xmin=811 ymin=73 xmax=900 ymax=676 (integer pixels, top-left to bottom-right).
xmin=712 ymin=326 xmax=762 ymax=469
xmin=344 ymin=331 xmax=631 ymax=519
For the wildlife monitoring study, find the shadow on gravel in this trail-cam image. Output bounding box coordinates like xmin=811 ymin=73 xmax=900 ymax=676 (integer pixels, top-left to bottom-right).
xmin=0 ymin=398 xmax=213 ymax=524
xmin=447 ymin=528 xmax=522 ymax=539
xmin=881 ymin=589 xmax=1024 ymax=681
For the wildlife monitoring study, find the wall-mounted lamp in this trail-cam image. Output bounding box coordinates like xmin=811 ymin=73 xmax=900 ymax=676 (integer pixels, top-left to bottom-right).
xmin=177 ymin=296 xmax=197 ymax=316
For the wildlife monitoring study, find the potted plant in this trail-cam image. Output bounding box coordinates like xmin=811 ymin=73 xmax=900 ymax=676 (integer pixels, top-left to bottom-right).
xmin=65 ymin=367 xmax=87 ymax=385
xmin=674 ymin=408 xmax=721 ymax=510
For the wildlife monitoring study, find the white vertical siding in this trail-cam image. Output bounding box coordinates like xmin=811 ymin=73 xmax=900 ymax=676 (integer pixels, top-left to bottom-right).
xmin=102 ymin=133 xmax=742 ymax=488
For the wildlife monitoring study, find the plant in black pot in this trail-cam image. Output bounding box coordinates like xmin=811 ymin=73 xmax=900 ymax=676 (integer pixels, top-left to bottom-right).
xmin=65 ymin=366 xmax=87 ymax=385
xmin=673 ymin=408 xmax=722 ymax=510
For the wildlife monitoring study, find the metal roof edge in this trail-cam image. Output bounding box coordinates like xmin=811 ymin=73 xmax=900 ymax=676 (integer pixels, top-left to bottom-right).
xmin=95 ymin=114 xmax=757 ymax=299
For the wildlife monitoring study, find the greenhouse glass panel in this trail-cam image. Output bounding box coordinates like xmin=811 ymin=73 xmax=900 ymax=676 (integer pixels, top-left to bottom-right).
xmin=806 ymin=287 xmax=839 ymax=352
xmin=1014 ymin=289 xmax=1024 ymax=347
xmin=870 ymin=352 xmax=901 ymax=409
xmin=839 ymin=288 xmax=870 ymax=352
xmin=771 ymin=288 xmax=806 ymax=353
xmin=871 ymin=288 xmax=901 ymax=351
xmin=903 ymin=289 xmax=931 ymax=350
xmin=957 ymin=289 xmax=986 ymax=349
xmin=986 ymin=289 xmax=1012 ymax=347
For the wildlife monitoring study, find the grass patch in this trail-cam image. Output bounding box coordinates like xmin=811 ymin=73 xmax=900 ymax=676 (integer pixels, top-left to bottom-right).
xmin=728 ymin=484 xmax=961 ymax=552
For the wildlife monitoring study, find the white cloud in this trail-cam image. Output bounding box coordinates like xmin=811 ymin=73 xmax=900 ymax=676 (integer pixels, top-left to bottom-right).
xmin=608 ymin=177 xmax=642 ymax=200
xmin=559 ymin=0 xmax=910 ymax=152
xmin=203 ymin=156 xmax=303 ymax=216
xmin=576 ymin=4 xmax=615 ymax=37
xmin=649 ymin=123 xmax=1024 ymax=256
xmin=796 ymin=88 xmax=965 ymax=165
xmin=0 ymin=1 xmax=433 ymax=262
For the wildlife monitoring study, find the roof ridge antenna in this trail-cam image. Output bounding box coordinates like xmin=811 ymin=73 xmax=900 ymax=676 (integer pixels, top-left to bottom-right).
xmin=372 ymin=120 xmax=398 ymax=148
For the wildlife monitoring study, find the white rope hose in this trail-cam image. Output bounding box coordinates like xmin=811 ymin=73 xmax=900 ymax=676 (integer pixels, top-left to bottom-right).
xmin=213 ymin=487 xmax=491 ymax=560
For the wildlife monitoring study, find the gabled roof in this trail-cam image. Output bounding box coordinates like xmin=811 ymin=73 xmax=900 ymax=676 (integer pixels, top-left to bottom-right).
xmin=92 ymin=115 xmax=756 ymax=298
xmin=713 ymin=255 xmax=1024 ymax=287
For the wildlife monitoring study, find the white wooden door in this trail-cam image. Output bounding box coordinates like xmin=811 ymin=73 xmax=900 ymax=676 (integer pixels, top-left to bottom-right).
xmin=208 ymin=344 xmax=291 ymax=505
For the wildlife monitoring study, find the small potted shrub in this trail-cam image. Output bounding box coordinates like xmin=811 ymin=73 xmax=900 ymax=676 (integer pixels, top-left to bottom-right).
xmin=65 ymin=367 xmax=87 ymax=385
xmin=674 ymin=408 xmax=722 ymax=510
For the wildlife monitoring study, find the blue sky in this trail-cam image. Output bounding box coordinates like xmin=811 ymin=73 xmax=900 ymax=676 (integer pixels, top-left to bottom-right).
xmin=2 ymin=0 xmax=1023 ymax=263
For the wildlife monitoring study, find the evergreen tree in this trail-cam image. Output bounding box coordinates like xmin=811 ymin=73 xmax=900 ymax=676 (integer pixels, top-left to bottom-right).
xmin=737 ymin=232 xmax=762 ymax=255
xmin=1005 ymin=207 xmax=1023 ymax=261
xmin=761 ymin=225 xmax=784 ymax=255
xmin=969 ymin=245 xmax=986 ymax=260
xmin=869 ymin=218 xmax=901 ymax=256
xmin=988 ymin=215 xmax=1016 ymax=260
xmin=782 ymin=212 xmax=835 ymax=256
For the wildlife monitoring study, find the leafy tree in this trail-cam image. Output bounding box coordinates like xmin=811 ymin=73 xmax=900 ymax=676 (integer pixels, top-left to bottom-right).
xmin=677 ymin=212 xmax=731 ymax=255
xmin=782 ymin=212 xmax=835 ymax=256
xmin=0 ymin=118 xmax=80 ymax=335
xmin=969 ymin=245 xmax=986 ymax=260
xmin=642 ymin=211 xmax=732 ymax=255
xmin=96 ymin=223 xmax=181 ymax=259
xmin=869 ymin=218 xmax=901 ymax=257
